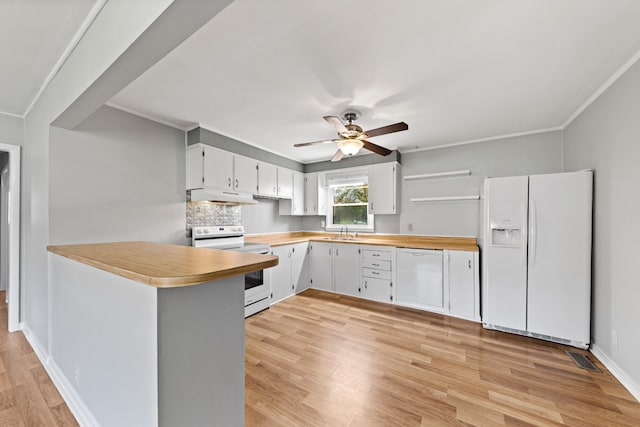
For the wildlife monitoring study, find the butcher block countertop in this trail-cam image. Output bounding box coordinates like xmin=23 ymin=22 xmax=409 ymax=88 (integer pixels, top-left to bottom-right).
xmin=47 ymin=241 xmax=278 ymax=288
xmin=245 ymin=231 xmax=479 ymax=252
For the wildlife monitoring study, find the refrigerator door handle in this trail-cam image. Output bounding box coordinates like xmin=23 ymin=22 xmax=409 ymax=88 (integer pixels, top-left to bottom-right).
xmin=521 ymin=201 xmax=528 ymax=267
xmin=529 ymin=199 xmax=537 ymax=267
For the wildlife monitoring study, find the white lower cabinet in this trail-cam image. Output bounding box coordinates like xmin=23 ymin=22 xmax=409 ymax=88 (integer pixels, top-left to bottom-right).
xmin=396 ymin=249 xmax=444 ymax=312
xmin=275 ymin=240 xmax=480 ymax=323
xmin=445 ymin=250 xmax=480 ymax=321
xmin=360 ymin=246 xmax=395 ymax=303
xmin=333 ymin=243 xmax=361 ymax=296
xmin=309 ymin=241 xmax=333 ymax=291
xmin=270 ymin=242 xmax=309 ymax=304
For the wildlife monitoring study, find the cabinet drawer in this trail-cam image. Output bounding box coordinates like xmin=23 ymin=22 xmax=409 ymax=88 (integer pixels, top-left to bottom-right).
xmin=362 ymin=249 xmax=391 ymax=261
xmin=362 ymin=267 xmax=391 ymax=280
xmin=362 ymin=258 xmax=391 ymax=271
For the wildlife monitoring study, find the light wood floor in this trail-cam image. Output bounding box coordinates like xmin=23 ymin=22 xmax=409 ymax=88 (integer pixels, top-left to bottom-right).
xmin=245 ymin=289 xmax=640 ymax=426
xmin=0 ymin=292 xmax=78 ymax=426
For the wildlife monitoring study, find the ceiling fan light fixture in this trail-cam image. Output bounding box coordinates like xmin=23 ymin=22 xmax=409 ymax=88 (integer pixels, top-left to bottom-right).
xmin=338 ymin=139 xmax=364 ymax=156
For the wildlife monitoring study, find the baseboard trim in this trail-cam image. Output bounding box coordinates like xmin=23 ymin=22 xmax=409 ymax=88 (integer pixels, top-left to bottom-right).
xmin=22 ymin=326 xmax=101 ymax=427
xmin=591 ymin=344 xmax=640 ymax=402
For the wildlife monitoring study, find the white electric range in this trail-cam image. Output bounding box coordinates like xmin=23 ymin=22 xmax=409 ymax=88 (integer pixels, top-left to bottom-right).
xmin=192 ymin=226 xmax=271 ymax=317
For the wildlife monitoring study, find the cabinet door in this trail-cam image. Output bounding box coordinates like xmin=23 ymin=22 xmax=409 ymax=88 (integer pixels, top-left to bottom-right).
xmin=304 ymin=173 xmax=318 ymax=215
xmin=257 ymin=162 xmax=278 ymax=197
xmin=333 ymin=244 xmax=361 ymax=296
xmin=203 ymin=146 xmax=234 ymax=191
xmin=291 ymin=242 xmax=309 ymax=292
xmin=270 ymin=246 xmax=292 ymax=304
xmin=362 ymin=276 xmax=392 ymax=303
xmin=396 ymin=249 xmax=443 ymax=311
xmin=233 ymin=156 xmax=258 ymax=194
xmin=292 ymin=172 xmax=305 ymax=215
xmin=186 ymin=145 xmax=204 ymax=189
xmin=309 ymin=242 xmax=333 ymax=291
xmin=367 ymin=162 xmax=398 ymax=214
xmin=277 ymin=168 xmax=293 ymax=199
xmin=448 ymin=250 xmax=476 ymax=319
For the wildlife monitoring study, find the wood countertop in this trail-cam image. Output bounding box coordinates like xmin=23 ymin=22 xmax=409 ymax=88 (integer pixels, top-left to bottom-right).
xmin=245 ymin=232 xmax=479 ymax=252
xmin=47 ymin=241 xmax=279 ymax=288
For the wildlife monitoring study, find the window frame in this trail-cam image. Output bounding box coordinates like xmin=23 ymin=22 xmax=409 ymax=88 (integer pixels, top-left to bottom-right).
xmin=325 ymin=183 xmax=374 ymax=232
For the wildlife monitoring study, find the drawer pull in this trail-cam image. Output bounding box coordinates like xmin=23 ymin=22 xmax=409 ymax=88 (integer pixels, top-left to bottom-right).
xmin=372 ymin=271 xmax=380 ymax=275
xmin=372 ymin=253 xmax=381 ymax=257
xmin=372 ymin=263 xmax=380 ymax=267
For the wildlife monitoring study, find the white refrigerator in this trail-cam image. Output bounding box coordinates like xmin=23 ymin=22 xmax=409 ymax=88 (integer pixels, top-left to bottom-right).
xmin=481 ymin=170 xmax=592 ymax=349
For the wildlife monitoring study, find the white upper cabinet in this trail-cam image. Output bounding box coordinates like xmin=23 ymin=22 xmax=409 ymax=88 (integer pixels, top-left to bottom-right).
xmin=257 ymin=162 xmax=278 ymax=197
xmin=304 ymin=172 xmax=327 ymax=216
xmin=278 ymin=171 xmax=305 ymax=215
xmin=188 ymin=145 xmax=254 ymax=192
xmin=277 ymin=168 xmax=293 ymax=199
xmin=367 ymin=162 xmax=400 ymax=214
xmin=233 ymin=155 xmax=258 ymax=194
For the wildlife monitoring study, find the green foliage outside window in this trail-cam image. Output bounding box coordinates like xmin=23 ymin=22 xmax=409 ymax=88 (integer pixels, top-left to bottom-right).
xmin=332 ymin=185 xmax=369 ymax=225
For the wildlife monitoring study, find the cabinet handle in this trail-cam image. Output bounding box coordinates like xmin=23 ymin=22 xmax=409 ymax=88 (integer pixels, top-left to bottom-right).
xmin=292 ymin=247 xmax=295 ymax=253
xmin=288 ymin=251 xmax=292 ymax=258
xmin=358 ymin=287 xmax=361 ymax=292
xmin=364 ymin=281 xmax=368 ymax=289
xmin=336 ymin=249 xmax=339 ymax=256
xmin=372 ymin=263 xmax=380 ymax=267
xmin=371 ymin=271 xmax=380 ymax=275
xmin=468 ymin=259 xmax=472 ymax=269
xmin=227 ymin=177 xmax=232 ymax=187
xmin=292 ymin=284 xmax=295 ymax=290
xmin=370 ymin=202 xmax=374 ymax=211
xmin=329 ymin=248 xmax=332 ymax=255
xmin=235 ymin=178 xmax=239 ymax=188
xmin=372 ymin=253 xmax=380 ymax=257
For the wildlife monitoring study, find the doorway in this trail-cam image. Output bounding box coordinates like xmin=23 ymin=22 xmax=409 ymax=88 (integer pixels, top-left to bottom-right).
xmin=0 ymin=143 xmax=21 ymax=332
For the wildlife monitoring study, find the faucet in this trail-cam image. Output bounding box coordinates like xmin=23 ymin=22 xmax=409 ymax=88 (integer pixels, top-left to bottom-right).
xmin=339 ymin=225 xmax=345 ymax=239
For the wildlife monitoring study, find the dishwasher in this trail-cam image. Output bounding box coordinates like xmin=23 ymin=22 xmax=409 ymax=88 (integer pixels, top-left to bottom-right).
xmin=396 ymin=248 xmax=444 ymax=312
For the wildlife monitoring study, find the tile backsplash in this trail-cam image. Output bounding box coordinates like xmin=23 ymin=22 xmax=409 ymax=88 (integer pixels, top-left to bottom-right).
xmin=186 ymin=202 xmax=242 ymax=233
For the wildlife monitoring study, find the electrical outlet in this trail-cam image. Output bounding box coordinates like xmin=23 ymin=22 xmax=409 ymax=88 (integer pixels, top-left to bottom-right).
xmin=74 ymin=366 xmax=80 ymax=386
xmin=612 ymin=330 xmax=618 ymax=348
xmin=407 ymin=223 xmax=414 ymax=232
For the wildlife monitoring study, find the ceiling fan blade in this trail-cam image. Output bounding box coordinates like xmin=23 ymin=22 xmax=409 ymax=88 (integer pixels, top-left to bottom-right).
xmin=331 ymin=149 xmax=344 ymax=162
xmin=294 ymin=139 xmax=337 ymax=147
xmin=364 ymin=122 xmax=408 ymax=138
xmin=362 ymin=140 xmax=392 ymax=156
xmin=323 ymin=116 xmax=348 ymax=133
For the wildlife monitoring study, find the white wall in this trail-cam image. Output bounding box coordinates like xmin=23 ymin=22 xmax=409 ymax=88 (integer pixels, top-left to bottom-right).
xmin=49 ymin=106 xmax=187 ymax=245
xmin=22 ymin=0 xmax=177 ymax=355
xmin=301 ymin=131 xmax=564 ymax=237
xmin=564 ymin=58 xmax=640 ymax=393
xmin=0 ymin=113 xmax=23 ymax=145
xmin=243 ymin=199 xmax=303 ymax=234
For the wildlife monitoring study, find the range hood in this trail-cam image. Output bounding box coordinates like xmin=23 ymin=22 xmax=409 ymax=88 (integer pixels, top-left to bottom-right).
xmin=188 ymin=188 xmax=257 ymax=205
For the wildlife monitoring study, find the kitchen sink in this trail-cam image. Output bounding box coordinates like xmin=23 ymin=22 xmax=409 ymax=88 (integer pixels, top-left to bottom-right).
xmin=321 ymin=236 xmax=364 ymax=241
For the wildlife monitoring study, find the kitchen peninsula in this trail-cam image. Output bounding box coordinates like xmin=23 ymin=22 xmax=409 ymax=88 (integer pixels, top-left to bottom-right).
xmin=47 ymin=241 xmax=277 ymax=427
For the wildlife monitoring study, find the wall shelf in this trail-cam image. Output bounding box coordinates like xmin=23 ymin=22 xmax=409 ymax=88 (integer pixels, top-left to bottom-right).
xmin=403 ymin=170 xmax=471 ymax=181
xmin=410 ymin=195 xmax=479 ymax=202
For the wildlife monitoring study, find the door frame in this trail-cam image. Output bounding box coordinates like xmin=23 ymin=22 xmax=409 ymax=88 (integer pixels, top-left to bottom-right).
xmin=0 ymin=143 xmax=21 ymax=332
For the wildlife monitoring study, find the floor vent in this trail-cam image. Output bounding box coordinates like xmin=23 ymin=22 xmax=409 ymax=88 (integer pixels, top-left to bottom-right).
xmin=566 ymin=351 xmax=601 ymax=372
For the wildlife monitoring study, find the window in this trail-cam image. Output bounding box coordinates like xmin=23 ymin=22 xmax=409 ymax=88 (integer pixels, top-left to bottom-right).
xmin=326 ymin=183 xmax=374 ymax=231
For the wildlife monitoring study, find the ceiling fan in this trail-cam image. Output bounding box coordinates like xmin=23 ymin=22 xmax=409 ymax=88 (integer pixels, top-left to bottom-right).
xmin=294 ymin=111 xmax=408 ymax=162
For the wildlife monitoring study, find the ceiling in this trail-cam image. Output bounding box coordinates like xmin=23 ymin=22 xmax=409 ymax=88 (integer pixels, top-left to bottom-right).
xmin=0 ymin=0 xmax=100 ymax=116
xmin=109 ymin=0 xmax=640 ymax=163
xmin=5 ymin=1 xmax=638 ymax=163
